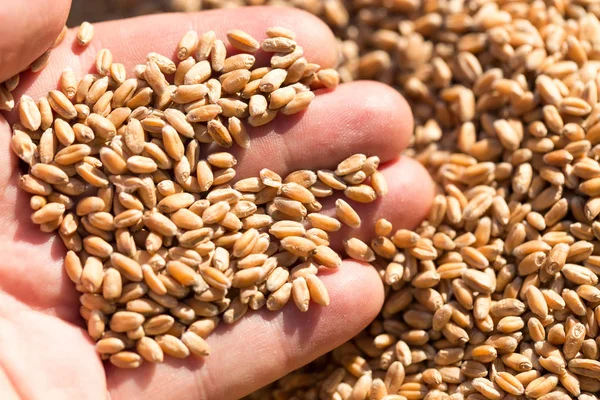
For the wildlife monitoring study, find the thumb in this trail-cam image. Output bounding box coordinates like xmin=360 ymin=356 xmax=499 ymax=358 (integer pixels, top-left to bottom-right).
xmin=0 ymin=0 xmax=71 ymax=84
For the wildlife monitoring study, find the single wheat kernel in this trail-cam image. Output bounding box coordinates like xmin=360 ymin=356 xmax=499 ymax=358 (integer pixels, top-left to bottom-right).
xmin=96 ymin=49 xmax=113 ymax=76
xmin=317 ymin=69 xmax=340 ymax=88
xmin=344 ymin=238 xmax=375 ymax=262
xmin=305 ymin=274 xmax=329 ymax=306
xmin=0 ymin=83 xmax=15 ymax=111
xmin=210 ymin=40 xmax=227 ymax=72
xmin=335 ymin=199 xmax=361 ymax=228
xmin=181 ymin=331 xmax=211 ymax=356
xmin=259 ymin=69 xmax=287 ymax=93
xmin=226 ymin=29 xmax=260 ymax=53
xmin=291 ymin=277 xmax=310 ymax=312
xmin=177 ymin=30 xmax=199 ymax=61
xmin=59 ymin=68 xmax=78 ymax=101
xmin=266 ymin=282 xmax=292 ymax=311
xmin=76 ymin=22 xmax=94 ymax=46
xmin=261 ymin=37 xmax=297 ymax=53
xmin=18 ymin=95 xmax=42 ymax=131
xmin=344 ymin=184 xmax=377 ymax=203
xmin=30 ymin=50 xmax=51 ymax=73
xmin=4 ymin=74 xmax=20 ymax=92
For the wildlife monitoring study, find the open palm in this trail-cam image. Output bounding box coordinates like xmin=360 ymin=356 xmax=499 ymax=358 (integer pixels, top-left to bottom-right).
xmin=0 ymin=4 xmax=433 ymax=400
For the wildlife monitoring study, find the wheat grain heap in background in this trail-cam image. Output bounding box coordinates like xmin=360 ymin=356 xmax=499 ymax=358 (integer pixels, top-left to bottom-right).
xmin=7 ymin=0 xmax=600 ymax=398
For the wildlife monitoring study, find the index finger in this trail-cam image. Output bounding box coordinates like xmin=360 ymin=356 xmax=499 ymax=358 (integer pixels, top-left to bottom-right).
xmin=14 ymin=7 xmax=339 ymax=101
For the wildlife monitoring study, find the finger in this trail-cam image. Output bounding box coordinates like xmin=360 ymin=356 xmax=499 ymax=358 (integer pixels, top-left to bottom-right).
xmin=231 ymin=80 xmax=414 ymax=179
xmin=0 ymin=0 xmax=70 ymax=83
xmin=106 ymin=261 xmax=384 ymax=400
xmin=12 ymin=6 xmax=338 ymax=102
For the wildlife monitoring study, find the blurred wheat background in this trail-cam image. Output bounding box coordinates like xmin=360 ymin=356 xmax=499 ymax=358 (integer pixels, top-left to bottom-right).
xmin=67 ymin=0 xmax=286 ymax=25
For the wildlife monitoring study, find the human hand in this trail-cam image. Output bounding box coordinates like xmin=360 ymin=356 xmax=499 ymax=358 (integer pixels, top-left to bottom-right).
xmin=0 ymin=3 xmax=434 ymax=399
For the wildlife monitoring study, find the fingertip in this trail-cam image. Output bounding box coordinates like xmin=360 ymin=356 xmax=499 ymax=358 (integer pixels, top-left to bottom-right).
xmin=0 ymin=0 xmax=70 ymax=82
xmin=383 ymin=156 xmax=435 ymax=229
xmin=320 ymin=260 xmax=385 ymax=325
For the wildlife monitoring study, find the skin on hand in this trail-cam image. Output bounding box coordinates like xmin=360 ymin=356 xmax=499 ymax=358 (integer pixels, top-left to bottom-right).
xmin=0 ymin=0 xmax=71 ymax=83
xmin=0 ymin=3 xmax=434 ymax=400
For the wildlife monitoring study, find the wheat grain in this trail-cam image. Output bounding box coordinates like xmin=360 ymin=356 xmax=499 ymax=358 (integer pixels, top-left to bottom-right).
xmin=7 ymin=25 xmax=376 ymax=366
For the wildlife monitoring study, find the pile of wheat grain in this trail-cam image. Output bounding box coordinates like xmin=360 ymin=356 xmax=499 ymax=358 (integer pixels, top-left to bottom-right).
xmin=246 ymin=1 xmax=600 ymax=399
xmin=7 ymin=0 xmax=600 ymax=398
xmin=9 ymin=27 xmax=396 ymax=370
